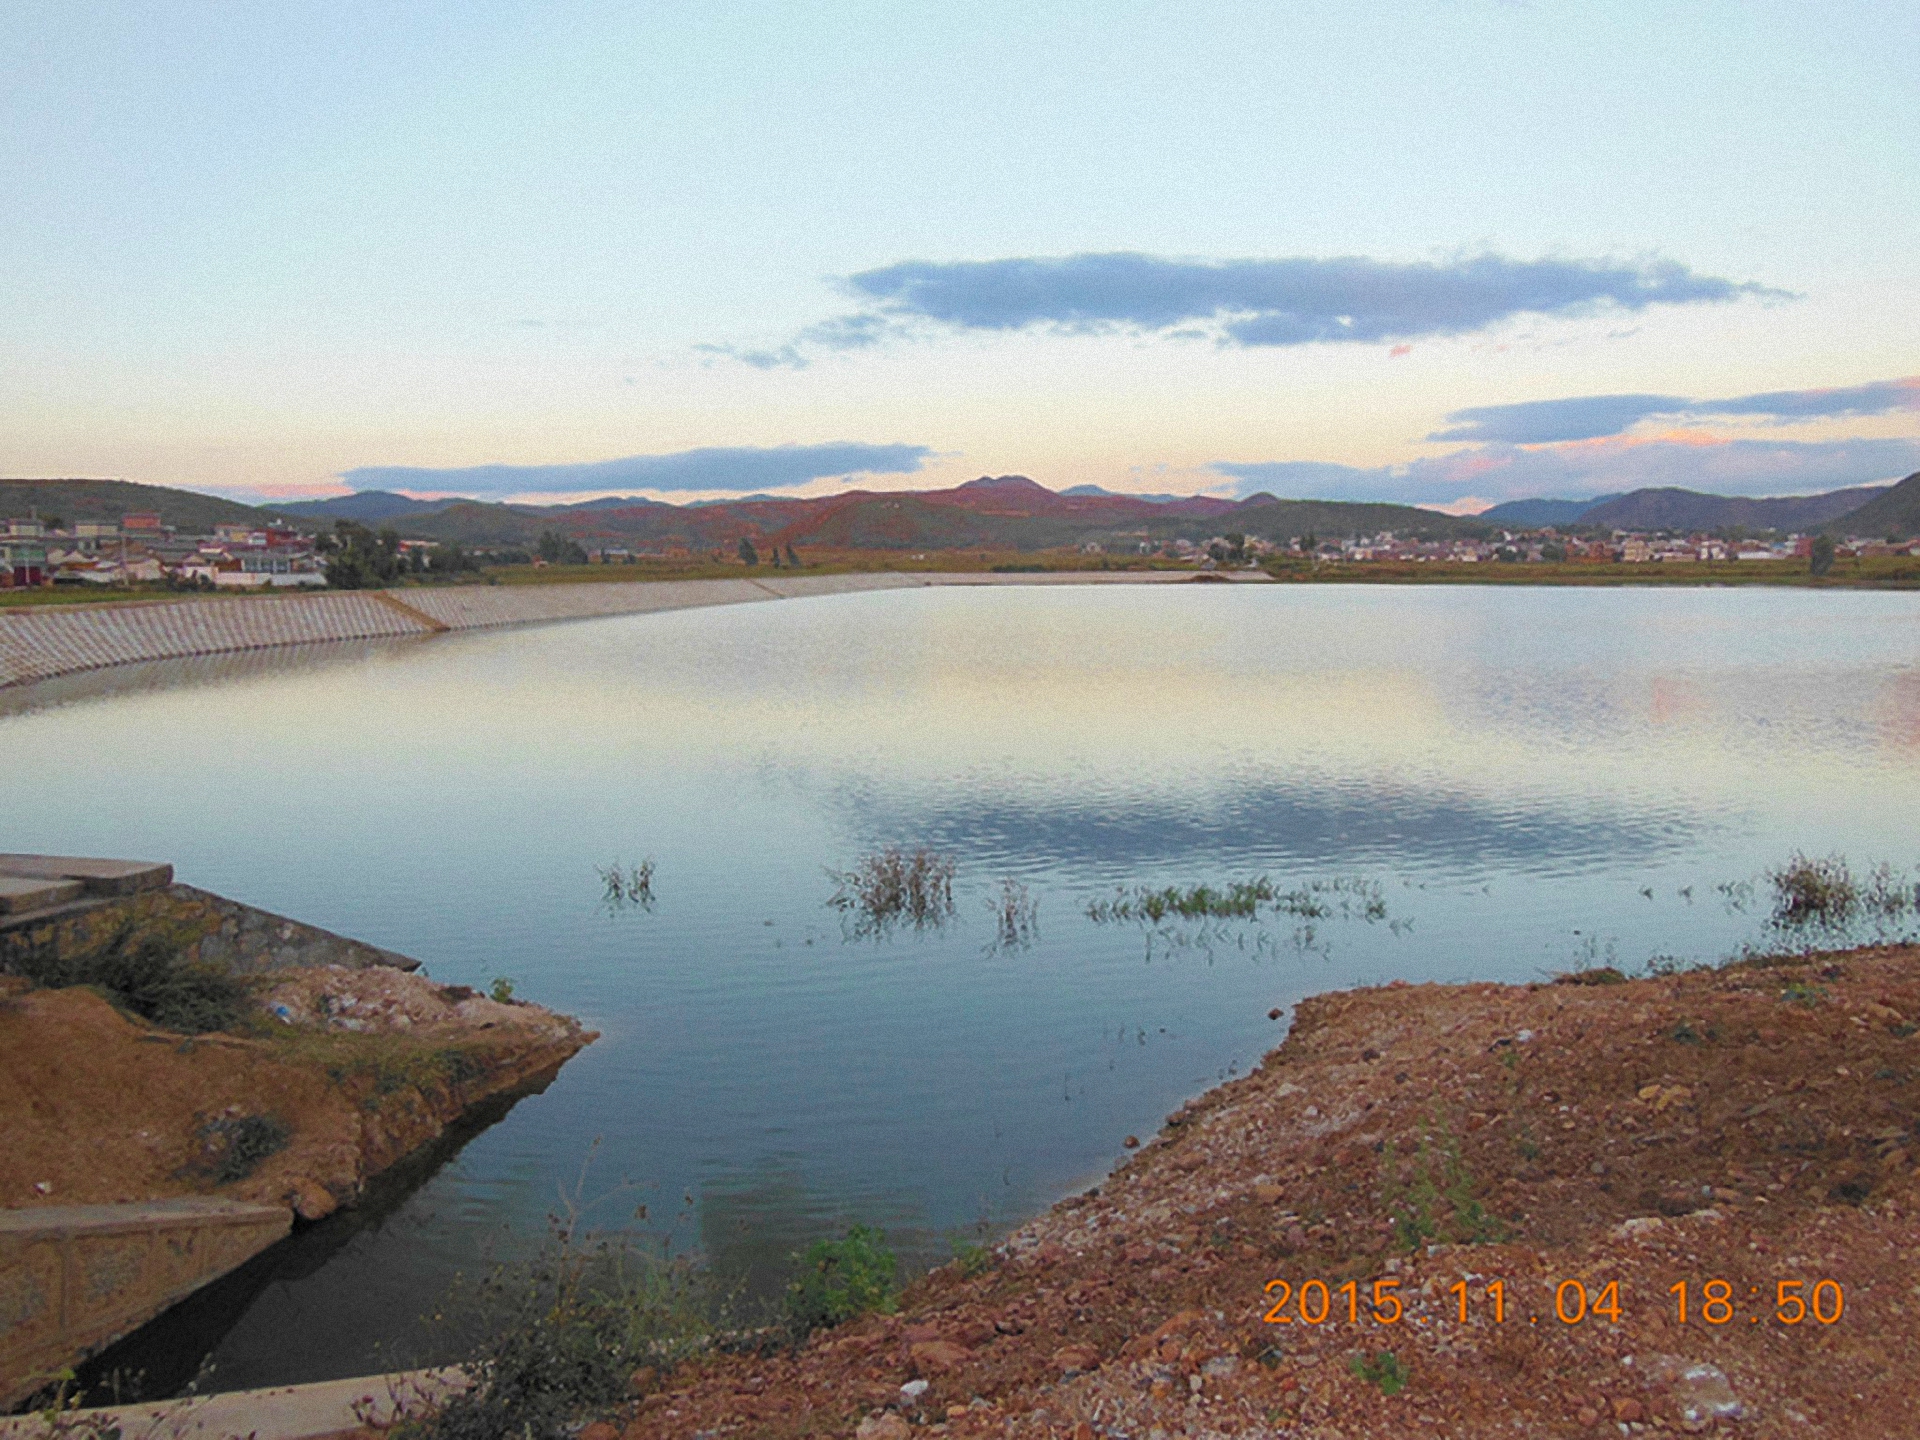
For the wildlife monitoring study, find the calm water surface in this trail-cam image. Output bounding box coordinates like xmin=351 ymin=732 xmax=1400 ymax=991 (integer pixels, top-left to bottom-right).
xmin=4 ymin=583 xmax=1918 ymax=1391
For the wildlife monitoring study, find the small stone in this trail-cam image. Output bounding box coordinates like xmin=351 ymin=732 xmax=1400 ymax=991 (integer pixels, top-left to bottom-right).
xmin=1268 ymin=1008 xmax=1283 ymax=1020
xmin=1052 ymin=1343 xmax=1101 ymax=1374
xmin=856 ymin=1415 xmax=913 ymax=1440
xmin=579 ymin=1422 xmax=619 ymax=1440
xmin=1124 ymin=1135 xmax=1140 ymax=1148
xmin=1071 ymin=1425 xmax=1094 ymax=1440
xmin=1577 ymin=1406 xmax=1599 ymax=1426
xmin=1672 ymin=1362 xmax=1742 ymax=1424
xmin=910 ymin=1339 xmax=973 ymax=1374
xmin=1612 ymin=1396 xmax=1645 ymax=1422
xmin=899 ymin=1378 xmax=930 ymax=1401
xmin=287 ymin=1177 xmax=337 ymax=1221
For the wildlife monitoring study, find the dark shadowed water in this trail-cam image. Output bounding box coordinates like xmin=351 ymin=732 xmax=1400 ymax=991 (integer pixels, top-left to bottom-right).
xmin=5 ymin=583 xmax=1918 ymax=1392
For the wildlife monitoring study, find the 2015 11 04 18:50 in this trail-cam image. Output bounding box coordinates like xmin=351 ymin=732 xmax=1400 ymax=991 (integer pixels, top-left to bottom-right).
xmin=1262 ymin=1276 xmax=1844 ymax=1327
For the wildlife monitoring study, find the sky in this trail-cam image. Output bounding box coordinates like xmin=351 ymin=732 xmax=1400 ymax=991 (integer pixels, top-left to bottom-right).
xmin=3 ymin=0 xmax=1916 ymax=512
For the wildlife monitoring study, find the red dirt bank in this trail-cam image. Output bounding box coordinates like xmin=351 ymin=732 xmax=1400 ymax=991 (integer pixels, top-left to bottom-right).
xmin=612 ymin=947 xmax=1920 ymax=1439
xmin=0 ymin=967 xmax=592 ymax=1220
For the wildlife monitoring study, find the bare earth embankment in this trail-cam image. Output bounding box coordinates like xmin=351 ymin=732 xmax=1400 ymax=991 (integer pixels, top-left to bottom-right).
xmin=0 ymin=965 xmax=592 ymax=1221
xmin=609 ymin=947 xmax=1918 ymax=1439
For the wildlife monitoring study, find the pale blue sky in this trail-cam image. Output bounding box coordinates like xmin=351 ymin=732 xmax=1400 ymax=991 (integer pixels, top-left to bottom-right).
xmin=3 ymin=1 xmax=1916 ymax=507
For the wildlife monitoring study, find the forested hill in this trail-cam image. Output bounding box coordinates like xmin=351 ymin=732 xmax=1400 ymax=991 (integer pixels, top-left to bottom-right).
xmin=1823 ymin=471 xmax=1920 ymax=538
xmin=0 ymin=478 xmax=271 ymax=532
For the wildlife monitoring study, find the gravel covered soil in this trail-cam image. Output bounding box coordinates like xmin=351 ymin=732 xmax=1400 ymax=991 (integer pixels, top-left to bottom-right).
xmin=612 ymin=945 xmax=1920 ymax=1439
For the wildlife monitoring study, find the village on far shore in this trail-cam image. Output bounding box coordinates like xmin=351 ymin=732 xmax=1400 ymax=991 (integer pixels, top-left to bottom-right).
xmin=3 ymin=468 xmax=1920 ymax=592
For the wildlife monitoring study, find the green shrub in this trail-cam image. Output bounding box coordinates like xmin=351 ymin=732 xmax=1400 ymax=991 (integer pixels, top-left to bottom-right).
xmin=195 ymin=1113 xmax=290 ymax=1184
xmin=784 ymin=1225 xmax=897 ymax=1337
xmin=951 ymin=1240 xmax=995 ymax=1278
xmin=1350 ymin=1350 xmax=1409 ymax=1395
xmin=1381 ymin=1121 xmax=1504 ymax=1251
xmin=9 ymin=924 xmax=250 ymax=1034
xmin=488 ymin=977 xmax=515 ymax=1004
xmin=415 ymin=1237 xmax=722 ymax=1440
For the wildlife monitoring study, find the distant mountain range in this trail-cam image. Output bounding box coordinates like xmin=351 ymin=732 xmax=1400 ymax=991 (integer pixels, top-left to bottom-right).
xmin=9 ymin=470 xmax=1919 ymax=551
xmin=269 ymin=490 xmax=466 ymax=520
xmin=1482 ymin=481 xmax=1905 ymax=534
xmin=1478 ymin=496 xmax=1621 ymax=527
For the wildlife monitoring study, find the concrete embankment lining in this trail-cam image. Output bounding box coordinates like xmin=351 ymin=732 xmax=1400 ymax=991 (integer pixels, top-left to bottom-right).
xmin=0 ymin=570 xmax=1231 ymax=689
xmin=0 ymin=1200 xmax=292 ymax=1412
xmin=0 ymin=1367 xmax=468 ymax=1439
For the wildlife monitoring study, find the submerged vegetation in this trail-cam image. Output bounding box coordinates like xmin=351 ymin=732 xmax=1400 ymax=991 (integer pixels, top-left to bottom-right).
xmin=827 ymin=846 xmax=957 ymax=936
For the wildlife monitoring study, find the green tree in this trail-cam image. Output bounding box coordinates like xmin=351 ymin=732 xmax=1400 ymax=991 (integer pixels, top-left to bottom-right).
xmin=428 ymin=542 xmax=479 ymax=577
xmin=322 ymin=520 xmax=403 ymax=589
xmin=1809 ymin=534 xmax=1836 ymax=577
xmin=737 ymin=536 xmax=760 ymax=566
xmin=536 ymin=531 xmax=588 ymax=565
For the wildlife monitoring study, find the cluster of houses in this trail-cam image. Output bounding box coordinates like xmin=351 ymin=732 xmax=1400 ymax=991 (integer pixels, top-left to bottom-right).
xmin=1169 ymin=530 xmax=1920 ymax=566
xmin=0 ymin=512 xmax=326 ymax=590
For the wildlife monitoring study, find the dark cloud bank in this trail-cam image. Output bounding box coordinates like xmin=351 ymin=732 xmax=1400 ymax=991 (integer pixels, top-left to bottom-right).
xmin=343 ymin=442 xmax=932 ymax=496
xmin=723 ymin=251 xmax=1780 ymax=366
xmin=1434 ymin=377 xmax=1920 ymax=444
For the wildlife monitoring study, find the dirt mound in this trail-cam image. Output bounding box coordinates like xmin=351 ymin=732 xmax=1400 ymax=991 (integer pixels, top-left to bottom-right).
xmin=613 ymin=946 xmax=1920 ymax=1439
xmin=0 ymin=975 xmax=592 ymax=1221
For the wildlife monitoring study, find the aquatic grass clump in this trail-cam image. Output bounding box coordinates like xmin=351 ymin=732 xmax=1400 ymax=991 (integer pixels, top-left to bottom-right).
xmin=1768 ymin=853 xmax=1861 ymax=929
xmin=597 ymin=858 xmax=656 ymax=912
xmin=1086 ymin=875 xmax=1389 ymax=926
xmin=987 ymin=877 xmax=1040 ymax=952
xmin=828 ymin=847 xmax=956 ymax=935
xmin=1761 ymin=853 xmax=1918 ymax=944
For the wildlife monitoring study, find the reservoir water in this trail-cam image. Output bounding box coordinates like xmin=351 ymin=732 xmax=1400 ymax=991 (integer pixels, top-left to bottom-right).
xmin=4 ymin=582 xmax=1918 ymax=1391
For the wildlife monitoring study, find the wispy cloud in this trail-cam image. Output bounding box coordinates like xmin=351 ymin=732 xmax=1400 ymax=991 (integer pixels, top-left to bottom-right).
xmin=342 ymin=442 xmax=933 ymax=497
xmin=1214 ymin=436 xmax=1920 ymax=507
xmin=719 ymin=251 xmax=1781 ymax=366
xmin=1432 ymin=376 xmax=1920 ymax=443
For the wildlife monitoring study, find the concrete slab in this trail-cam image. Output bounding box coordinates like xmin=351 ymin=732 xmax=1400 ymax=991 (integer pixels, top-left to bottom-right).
xmin=0 ymin=877 xmax=83 ymax=916
xmin=0 ymin=1368 xmax=470 ymax=1440
xmin=0 ymin=855 xmax=173 ymax=896
xmin=0 ymin=1199 xmax=291 ymax=1410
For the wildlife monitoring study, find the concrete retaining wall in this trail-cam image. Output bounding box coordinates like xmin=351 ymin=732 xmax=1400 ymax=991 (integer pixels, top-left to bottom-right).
xmin=0 ymin=576 xmax=932 ymax=688
xmin=0 ymin=570 xmax=1235 ymax=691
xmin=0 ymin=883 xmax=420 ymax=980
xmin=0 ymin=1200 xmax=291 ymax=1410
xmin=0 ymin=594 xmax=425 ymax=688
